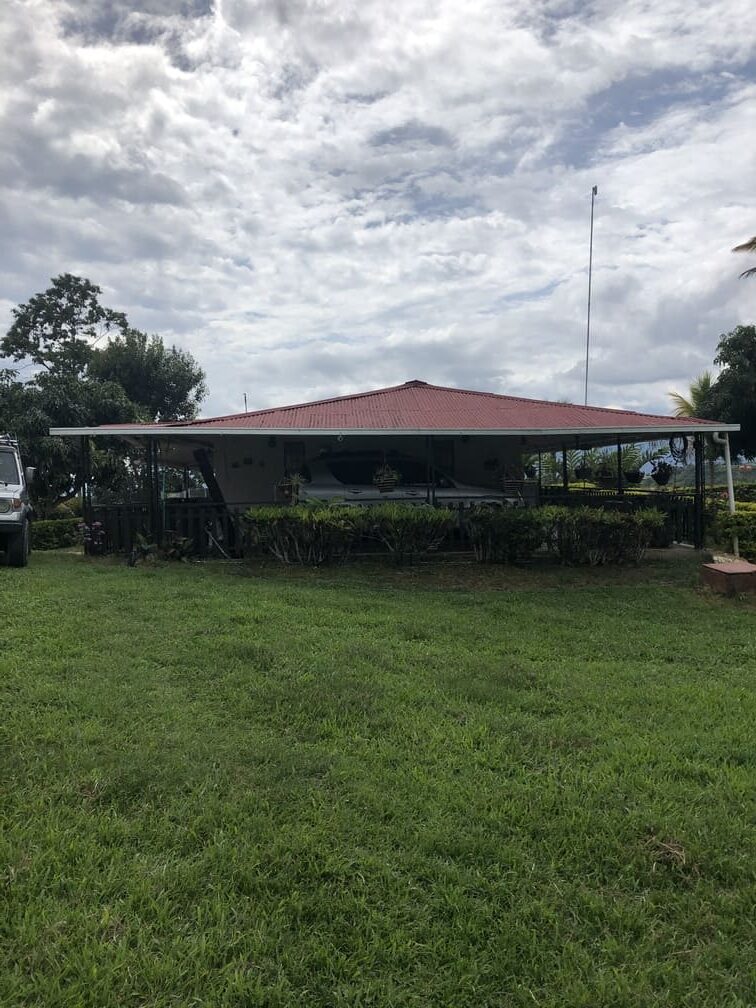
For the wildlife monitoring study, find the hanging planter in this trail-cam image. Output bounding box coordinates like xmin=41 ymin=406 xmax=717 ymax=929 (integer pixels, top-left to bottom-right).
xmin=651 ymin=461 xmax=673 ymax=486
xmin=623 ymin=469 xmax=644 ymax=486
xmin=372 ymin=463 xmax=401 ymax=493
xmin=524 ymin=464 xmax=537 ymax=479
xmin=594 ymin=465 xmax=616 ymax=489
xmin=574 ymin=463 xmax=592 ymax=480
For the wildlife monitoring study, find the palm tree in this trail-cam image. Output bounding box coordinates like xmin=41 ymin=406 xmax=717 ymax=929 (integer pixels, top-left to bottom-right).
xmin=732 ymin=236 xmax=756 ymax=278
xmin=669 ymin=372 xmax=718 ymax=484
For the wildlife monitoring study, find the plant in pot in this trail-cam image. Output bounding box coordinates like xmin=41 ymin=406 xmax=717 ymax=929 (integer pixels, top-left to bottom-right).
xmin=621 ymin=444 xmax=644 ymax=486
xmin=594 ymin=461 xmax=616 ymax=488
xmin=277 ymin=472 xmax=303 ymax=503
xmin=651 ymin=460 xmax=674 ymax=486
xmin=574 ymin=461 xmax=593 ymax=480
xmin=372 ymin=461 xmax=401 ymax=493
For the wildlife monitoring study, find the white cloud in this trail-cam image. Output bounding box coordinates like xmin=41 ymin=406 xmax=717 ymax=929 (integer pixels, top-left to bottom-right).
xmin=0 ymin=0 xmax=754 ymax=418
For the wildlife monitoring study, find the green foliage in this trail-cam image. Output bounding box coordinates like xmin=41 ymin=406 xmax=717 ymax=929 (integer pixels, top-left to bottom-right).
xmin=1 ymin=274 xmax=128 ymax=375
xmin=31 ymin=517 xmax=81 ymax=550
xmin=0 ymin=275 xmax=207 ymax=513
xmin=89 ymin=329 xmax=206 ymax=421
xmin=714 ymin=509 xmax=756 ymax=560
xmin=466 ymin=506 xmax=546 ymax=563
xmin=709 ymin=324 xmax=756 ymax=460
xmin=541 ymin=506 xmax=664 ymax=566
xmin=364 ymin=502 xmax=454 ymax=564
xmin=244 ymin=505 xmax=363 ymax=565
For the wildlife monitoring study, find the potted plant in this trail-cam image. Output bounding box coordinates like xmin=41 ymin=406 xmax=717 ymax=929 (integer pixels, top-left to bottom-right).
xmin=523 ymin=464 xmax=537 ymax=479
xmin=623 ymin=468 xmax=644 ymax=485
xmin=594 ymin=462 xmax=615 ymax=488
xmin=277 ymin=472 xmax=303 ymax=503
xmin=372 ymin=462 xmax=401 ymax=493
xmin=574 ymin=462 xmax=592 ymax=480
xmin=651 ymin=461 xmax=674 ymax=486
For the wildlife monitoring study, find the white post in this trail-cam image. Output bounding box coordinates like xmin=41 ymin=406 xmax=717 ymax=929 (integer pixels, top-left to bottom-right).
xmin=719 ymin=432 xmax=738 ymax=559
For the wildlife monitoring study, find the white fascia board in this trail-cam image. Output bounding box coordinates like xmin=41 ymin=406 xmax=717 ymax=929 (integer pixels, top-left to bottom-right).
xmin=51 ymin=423 xmax=740 ymax=437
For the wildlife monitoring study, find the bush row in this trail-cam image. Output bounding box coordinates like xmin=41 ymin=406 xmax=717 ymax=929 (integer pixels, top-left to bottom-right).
xmin=243 ymin=503 xmax=664 ymax=567
xmin=244 ymin=503 xmax=455 ymax=566
xmin=32 ymin=517 xmax=81 ymax=551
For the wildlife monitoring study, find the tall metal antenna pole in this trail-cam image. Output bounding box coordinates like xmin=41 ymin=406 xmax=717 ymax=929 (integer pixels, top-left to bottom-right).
xmin=584 ymin=184 xmax=598 ymax=406
xmin=243 ymin=393 xmax=248 ymax=412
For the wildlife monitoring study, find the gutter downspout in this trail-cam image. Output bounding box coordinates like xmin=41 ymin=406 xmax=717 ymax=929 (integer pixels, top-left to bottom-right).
xmin=712 ymin=432 xmax=738 ymax=559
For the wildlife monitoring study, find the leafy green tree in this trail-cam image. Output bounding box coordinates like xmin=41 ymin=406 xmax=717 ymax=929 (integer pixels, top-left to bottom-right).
xmin=709 ymin=324 xmax=756 ymax=460
xmin=669 ymin=371 xmax=720 ymax=482
xmin=0 ymin=275 xmax=208 ymax=512
xmin=1 ymin=274 xmax=128 ymax=375
xmin=89 ymin=328 xmax=206 ymax=421
xmin=733 ymin=237 xmax=756 ymax=279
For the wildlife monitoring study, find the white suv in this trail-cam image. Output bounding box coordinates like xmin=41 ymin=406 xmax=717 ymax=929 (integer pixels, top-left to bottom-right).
xmin=0 ymin=436 xmax=34 ymax=567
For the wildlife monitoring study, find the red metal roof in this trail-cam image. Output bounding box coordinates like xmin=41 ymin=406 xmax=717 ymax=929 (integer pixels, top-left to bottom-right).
xmin=173 ymin=380 xmax=720 ymax=432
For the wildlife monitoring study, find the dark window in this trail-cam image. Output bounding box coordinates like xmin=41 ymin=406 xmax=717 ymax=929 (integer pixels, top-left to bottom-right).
xmin=283 ymin=442 xmax=309 ymax=480
xmin=0 ymin=451 xmax=19 ymax=484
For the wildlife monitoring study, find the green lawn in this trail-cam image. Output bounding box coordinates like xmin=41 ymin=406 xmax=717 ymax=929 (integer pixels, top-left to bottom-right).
xmin=1 ymin=552 xmax=755 ymax=1007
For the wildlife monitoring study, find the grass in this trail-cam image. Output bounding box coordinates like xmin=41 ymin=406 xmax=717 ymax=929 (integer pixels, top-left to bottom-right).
xmin=1 ymin=551 xmax=755 ymax=1007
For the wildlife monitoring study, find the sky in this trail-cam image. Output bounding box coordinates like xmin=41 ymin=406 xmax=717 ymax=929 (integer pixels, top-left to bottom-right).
xmin=0 ymin=0 xmax=754 ymax=419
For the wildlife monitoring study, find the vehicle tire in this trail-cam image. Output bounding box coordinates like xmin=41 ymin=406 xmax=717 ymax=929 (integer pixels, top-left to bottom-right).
xmin=5 ymin=521 xmax=30 ymax=567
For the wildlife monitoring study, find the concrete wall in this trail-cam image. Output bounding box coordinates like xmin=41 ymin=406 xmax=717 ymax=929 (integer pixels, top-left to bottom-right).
xmin=206 ymin=434 xmax=526 ymax=503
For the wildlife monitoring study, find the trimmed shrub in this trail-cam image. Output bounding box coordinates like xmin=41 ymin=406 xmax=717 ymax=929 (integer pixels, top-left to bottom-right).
xmin=542 ymin=506 xmax=664 ymax=565
xmin=243 ymin=505 xmax=363 ymax=565
xmin=715 ymin=509 xmax=756 ymax=561
xmin=466 ymin=506 xmax=546 ymax=563
xmin=363 ymin=503 xmax=454 ymax=564
xmin=32 ymin=517 xmax=81 ymax=551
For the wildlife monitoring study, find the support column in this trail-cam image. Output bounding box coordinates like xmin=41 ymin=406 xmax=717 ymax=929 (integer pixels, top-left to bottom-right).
xmin=80 ymin=436 xmax=93 ymax=553
xmin=561 ymin=447 xmax=569 ymax=493
xmin=617 ymin=441 xmax=623 ymax=495
xmin=693 ymin=433 xmax=705 ymax=549
xmin=425 ymin=436 xmax=436 ymax=506
xmin=146 ymin=437 xmax=162 ymax=546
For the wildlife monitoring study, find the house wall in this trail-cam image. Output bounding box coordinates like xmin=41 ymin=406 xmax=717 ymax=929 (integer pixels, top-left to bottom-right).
xmin=205 ymin=434 xmax=526 ymax=504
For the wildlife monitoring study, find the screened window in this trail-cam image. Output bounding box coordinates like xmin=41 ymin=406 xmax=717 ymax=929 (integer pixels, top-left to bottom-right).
xmin=0 ymin=451 xmax=19 ymax=484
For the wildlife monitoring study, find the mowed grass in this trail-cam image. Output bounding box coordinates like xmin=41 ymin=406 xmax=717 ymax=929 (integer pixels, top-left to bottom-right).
xmin=1 ymin=553 xmax=755 ymax=1008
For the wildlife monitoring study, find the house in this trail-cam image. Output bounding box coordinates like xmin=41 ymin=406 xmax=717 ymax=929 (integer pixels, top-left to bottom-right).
xmin=51 ymin=379 xmax=739 ymax=550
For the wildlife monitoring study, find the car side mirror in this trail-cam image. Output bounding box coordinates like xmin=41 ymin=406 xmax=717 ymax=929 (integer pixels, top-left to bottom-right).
xmin=25 ymin=466 xmax=36 ymax=483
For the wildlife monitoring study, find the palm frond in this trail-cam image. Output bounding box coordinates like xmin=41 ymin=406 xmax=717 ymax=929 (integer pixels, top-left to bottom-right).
xmin=732 ymin=236 xmax=756 ymax=254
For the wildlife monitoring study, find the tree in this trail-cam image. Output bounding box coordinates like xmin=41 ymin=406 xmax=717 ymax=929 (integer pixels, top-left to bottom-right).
xmin=669 ymin=371 xmax=715 ymax=420
xmin=669 ymin=371 xmax=720 ymax=482
xmin=0 ymin=275 xmax=208 ymax=513
xmin=709 ymin=325 xmax=756 ymax=460
xmin=89 ymin=328 xmax=206 ymax=421
xmin=733 ymin=237 xmax=756 ymax=279
xmin=1 ymin=274 xmax=128 ymax=375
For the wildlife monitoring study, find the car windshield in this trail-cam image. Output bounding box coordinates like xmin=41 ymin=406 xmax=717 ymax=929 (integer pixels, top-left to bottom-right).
xmin=326 ymin=456 xmax=454 ymax=488
xmin=0 ymin=451 xmax=20 ymax=484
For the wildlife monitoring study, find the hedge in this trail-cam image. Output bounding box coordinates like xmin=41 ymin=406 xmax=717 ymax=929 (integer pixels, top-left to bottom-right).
xmin=243 ymin=505 xmax=362 ymax=565
xmin=244 ymin=503 xmax=456 ymax=566
xmin=466 ymin=507 xmax=546 ymax=563
xmin=32 ymin=517 xmax=81 ymax=551
xmin=465 ymin=505 xmax=664 ymax=566
xmin=541 ymin=506 xmax=664 ymax=566
xmin=714 ymin=509 xmax=756 ymax=561
xmin=364 ymin=503 xmax=454 ymax=564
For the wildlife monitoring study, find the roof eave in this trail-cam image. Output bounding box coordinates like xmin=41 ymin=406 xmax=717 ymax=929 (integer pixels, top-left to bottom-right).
xmin=50 ymin=423 xmax=741 ymax=437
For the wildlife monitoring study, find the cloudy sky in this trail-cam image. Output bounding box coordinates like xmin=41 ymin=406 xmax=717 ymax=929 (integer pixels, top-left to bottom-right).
xmin=1 ymin=0 xmax=754 ymax=418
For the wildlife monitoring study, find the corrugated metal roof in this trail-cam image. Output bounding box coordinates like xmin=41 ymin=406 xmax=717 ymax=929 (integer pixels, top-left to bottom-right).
xmin=173 ymin=380 xmax=719 ymax=432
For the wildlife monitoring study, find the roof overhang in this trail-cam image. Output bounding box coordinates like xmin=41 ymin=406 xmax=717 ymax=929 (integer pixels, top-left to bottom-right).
xmin=50 ymin=423 xmax=740 ymax=438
